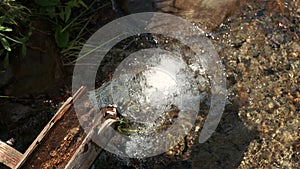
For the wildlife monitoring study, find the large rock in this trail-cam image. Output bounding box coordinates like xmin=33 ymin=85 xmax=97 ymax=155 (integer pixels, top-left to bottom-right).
xmin=153 ymin=0 xmax=246 ymax=31
xmin=3 ymin=18 xmax=64 ymax=96
xmin=114 ymin=0 xmax=246 ymax=32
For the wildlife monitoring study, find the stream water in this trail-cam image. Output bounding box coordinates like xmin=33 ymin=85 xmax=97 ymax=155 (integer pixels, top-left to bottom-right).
xmin=72 ymin=11 xmax=228 ymax=167
xmin=1 ymin=0 xmax=298 ymax=168
xmin=91 ymin=48 xmax=206 ymax=158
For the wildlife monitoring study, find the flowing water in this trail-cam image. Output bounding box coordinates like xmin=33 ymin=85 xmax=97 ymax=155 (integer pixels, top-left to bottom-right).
xmin=83 ymin=12 xmax=228 ymax=162
xmin=91 ymin=47 xmax=208 ymax=158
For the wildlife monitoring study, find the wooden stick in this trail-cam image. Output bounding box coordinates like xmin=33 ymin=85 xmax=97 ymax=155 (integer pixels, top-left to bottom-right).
xmin=0 ymin=140 xmax=23 ymax=169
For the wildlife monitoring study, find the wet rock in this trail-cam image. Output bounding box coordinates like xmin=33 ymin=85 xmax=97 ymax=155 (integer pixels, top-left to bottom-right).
xmin=0 ymin=100 xmax=55 ymax=152
xmin=4 ymin=18 xmax=64 ymax=96
xmin=0 ymin=67 xmax=13 ymax=89
xmin=114 ymin=0 xmax=154 ymax=13
xmin=0 ymin=103 xmax=32 ymax=130
xmin=153 ymin=0 xmax=247 ymax=31
xmin=113 ymin=0 xmax=247 ymax=31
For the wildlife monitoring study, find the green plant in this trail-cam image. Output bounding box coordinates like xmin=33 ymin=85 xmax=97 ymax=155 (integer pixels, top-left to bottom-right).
xmin=34 ymin=0 xmax=110 ymax=64
xmin=0 ymin=0 xmax=31 ymax=67
xmin=34 ymin=0 xmax=88 ymax=48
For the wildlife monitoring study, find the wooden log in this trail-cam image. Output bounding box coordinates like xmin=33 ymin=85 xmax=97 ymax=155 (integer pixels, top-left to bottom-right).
xmin=0 ymin=140 xmax=23 ymax=169
xmin=10 ymin=86 xmax=118 ymax=169
xmin=15 ymin=86 xmax=87 ymax=169
xmin=0 ymin=86 xmax=117 ymax=169
xmin=64 ymin=119 xmax=116 ymax=169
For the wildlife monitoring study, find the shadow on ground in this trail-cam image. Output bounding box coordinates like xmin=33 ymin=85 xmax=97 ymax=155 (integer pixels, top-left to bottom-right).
xmin=191 ymin=104 xmax=258 ymax=169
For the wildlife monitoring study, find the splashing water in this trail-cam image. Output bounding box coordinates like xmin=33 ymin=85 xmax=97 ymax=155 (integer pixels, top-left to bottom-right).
xmin=91 ymin=48 xmax=208 ymax=158
xmin=72 ymin=12 xmax=227 ymax=159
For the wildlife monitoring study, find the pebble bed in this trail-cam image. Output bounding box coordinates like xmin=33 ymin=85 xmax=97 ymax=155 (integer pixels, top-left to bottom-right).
xmin=211 ymin=0 xmax=300 ymax=168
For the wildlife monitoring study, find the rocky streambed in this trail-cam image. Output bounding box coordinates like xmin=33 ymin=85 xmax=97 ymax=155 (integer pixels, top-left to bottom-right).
xmin=0 ymin=0 xmax=298 ymax=168
xmin=92 ymin=0 xmax=299 ymax=168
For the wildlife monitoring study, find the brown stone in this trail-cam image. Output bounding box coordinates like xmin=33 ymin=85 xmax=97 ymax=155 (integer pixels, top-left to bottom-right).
xmin=114 ymin=0 xmax=247 ymax=31
xmin=153 ymin=0 xmax=247 ymax=31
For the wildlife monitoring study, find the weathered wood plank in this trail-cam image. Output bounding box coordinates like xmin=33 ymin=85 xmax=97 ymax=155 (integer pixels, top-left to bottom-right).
xmin=2 ymin=86 xmax=116 ymax=169
xmin=64 ymin=119 xmax=116 ymax=169
xmin=15 ymin=86 xmax=86 ymax=169
xmin=0 ymin=140 xmax=23 ymax=169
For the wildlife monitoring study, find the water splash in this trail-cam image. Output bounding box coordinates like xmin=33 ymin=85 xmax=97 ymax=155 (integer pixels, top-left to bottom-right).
xmin=73 ymin=12 xmax=227 ymax=158
xmin=91 ymin=48 xmax=206 ymax=158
